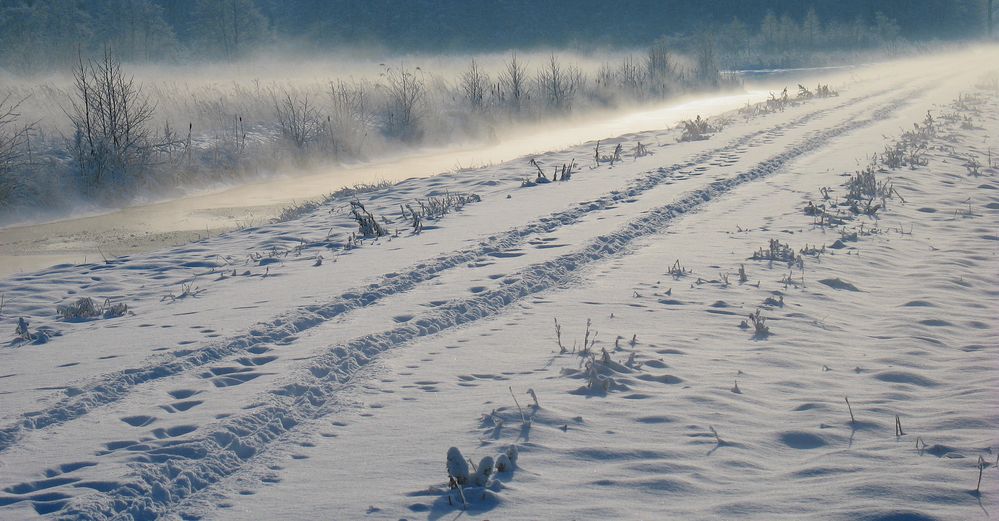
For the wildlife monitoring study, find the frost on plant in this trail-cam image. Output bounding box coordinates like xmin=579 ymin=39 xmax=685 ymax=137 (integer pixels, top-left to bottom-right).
xmin=471 ymin=456 xmax=494 ymax=487
xmin=444 ymin=445 xmax=518 ymax=510
xmin=349 ymin=200 xmax=387 ymax=238
xmin=56 ymin=297 xmax=128 ymax=321
xmin=446 ymin=446 xmax=470 ymax=487
xmin=678 ymin=115 xmax=719 ymax=142
xmin=742 ymin=309 xmax=770 ymax=339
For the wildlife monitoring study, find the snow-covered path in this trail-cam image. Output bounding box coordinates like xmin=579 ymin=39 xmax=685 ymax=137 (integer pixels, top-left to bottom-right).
xmin=1 ymin=50 xmax=997 ymax=520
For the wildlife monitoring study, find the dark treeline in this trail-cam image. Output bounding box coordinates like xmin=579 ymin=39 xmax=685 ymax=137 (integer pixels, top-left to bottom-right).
xmin=255 ymin=0 xmax=994 ymax=48
xmin=0 ymin=0 xmax=994 ymax=71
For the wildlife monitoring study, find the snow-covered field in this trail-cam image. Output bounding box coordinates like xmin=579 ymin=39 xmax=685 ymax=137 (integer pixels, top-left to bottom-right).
xmin=1 ymin=49 xmax=997 ymax=520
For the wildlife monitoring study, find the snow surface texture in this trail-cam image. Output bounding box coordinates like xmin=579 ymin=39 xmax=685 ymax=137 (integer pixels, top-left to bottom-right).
xmin=0 ymin=51 xmax=997 ymax=520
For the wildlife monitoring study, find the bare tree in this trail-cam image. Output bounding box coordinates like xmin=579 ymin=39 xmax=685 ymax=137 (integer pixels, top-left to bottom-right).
xmin=381 ymin=65 xmax=425 ymax=142
xmin=537 ymin=54 xmax=575 ymax=111
xmin=0 ymin=95 xmax=32 ymax=172
xmin=68 ymin=48 xmax=155 ymax=188
xmin=595 ymin=62 xmax=614 ymax=89
xmin=0 ymin=94 xmax=34 ymax=200
xmin=616 ymin=55 xmax=642 ymax=94
xmin=273 ymin=89 xmax=326 ymax=152
xmin=328 ymin=79 xmax=373 ymax=157
xmin=645 ymin=39 xmax=674 ymax=96
xmin=499 ymin=53 xmax=528 ymax=112
xmin=460 ymin=59 xmax=489 ymax=111
xmin=695 ymin=33 xmax=720 ymax=86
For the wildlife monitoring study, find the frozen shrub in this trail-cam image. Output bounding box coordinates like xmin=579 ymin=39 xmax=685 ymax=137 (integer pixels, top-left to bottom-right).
xmin=844 ymin=164 xmax=903 ymax=215
xmin=495 ymin=453 xmax=512 ymax=473
xmin=471 ymin=456 xmax=494 ymax=487
xmin=763 ymin=295 xmax=784 ymax=308
xmin=505 ymin=445 xmax=518 ymax=466
xmin=796 ymin=83 xmax=836 ymax=99
xmin=585 ymin=361 xmax=613 ymax=392
xmin=56 ymin=297 xmax=128 ymax=320
xmin=561 ymin=341 xmax=643 ymax=396
xmin=678 ymin=115 xmax=717 ymax=142
xmin=103 ymin=300 xmax=128 ymax=318
xmin=444 ymin=445 xmax=519 ymax=510
xmin=752 ymin=238 xmax=797 ymax=265
xmin=815 ymin=84 xmax=837 ymax=97
xmin=272 ymin=89 xmax=328 ymax=153
xmin=400 ymin=191 xmax=481 ymax=224
xmin=494 ymin=445 xmax=518 ymax=473
xmin=446 ymin=447 xmax=470 ymax=487
xmin=746 ymin=309 xmax=770 ymax=338
xmin=13 ymin=317 xmax=54 ymax=344
xmin=57 ymin=297 xmax=100 ymax=320
xmin=349 ymin=201 xmax=387 ymax=238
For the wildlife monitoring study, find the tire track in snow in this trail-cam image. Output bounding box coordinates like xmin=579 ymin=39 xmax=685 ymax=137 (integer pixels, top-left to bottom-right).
xmin=0 ymin=90 xmax=891 ymax=456
xmin=57 ymin=91 xmax=917 ymax=521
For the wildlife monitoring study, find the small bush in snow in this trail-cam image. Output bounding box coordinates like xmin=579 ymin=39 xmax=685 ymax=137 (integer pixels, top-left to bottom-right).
xmin=399 ymin=191 xmax=481 ymax=228
xmin=752 ymin=238 xmax=797 ymax=265
xmin=796 ymin=83 xmax=838 ymax=99
xmin=678 ymin=115 xmax=718 ymax=142
xmin=446 ymin=446 xmax=470 ymax=487
xmin=471 ymin=456 xmax=494 ymax=487
xmin=349 ymin=201 xmax=387 ymax=238
xmin=445 ymin=445 xmax=518 ymax=509
xmin=495 ymin=452 xmax=513 ymax=473
xmin=743 ymin=309 xmax=770 ymax=339
xmin=57 ymin=297 xmax=99 ymax=320
xmin=57 ymin=297 xmax=128 ymax=321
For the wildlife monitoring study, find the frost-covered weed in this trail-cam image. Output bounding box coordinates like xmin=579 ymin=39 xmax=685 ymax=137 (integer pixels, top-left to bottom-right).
xmin=678 ymin=115 xmax=718 ymax=142
xmin=444 ymin=445 xmax=518 ymax=509
xmin=57 ymin=297 xmax=128 ymax=321
xmin=349 ymin=201 xmax=387 ymax=237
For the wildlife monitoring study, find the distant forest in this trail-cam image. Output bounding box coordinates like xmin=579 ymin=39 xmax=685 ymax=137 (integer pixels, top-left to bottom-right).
xmin=0 ymin=0 xmax=995 ymax=71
